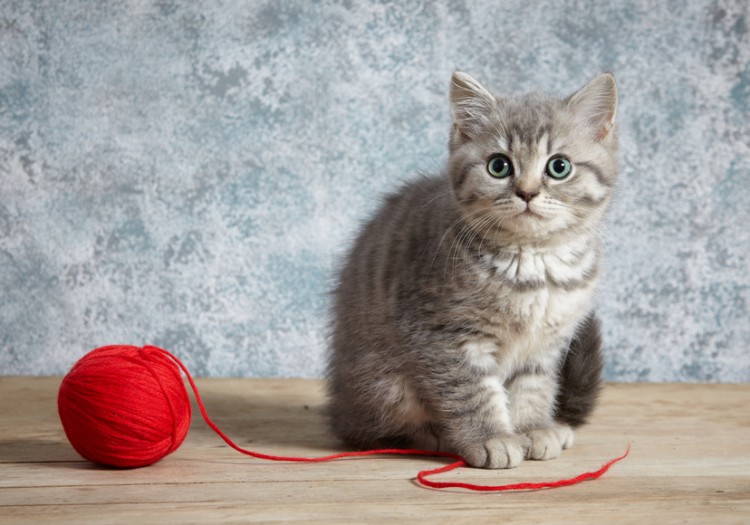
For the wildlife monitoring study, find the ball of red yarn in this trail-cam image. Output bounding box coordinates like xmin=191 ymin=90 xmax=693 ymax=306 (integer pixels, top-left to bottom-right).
xmin=58 ymin=345 xmax=191 ymax=468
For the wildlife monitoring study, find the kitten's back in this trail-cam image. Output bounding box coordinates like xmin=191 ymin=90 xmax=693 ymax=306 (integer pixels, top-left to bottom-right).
xmin=327 ymin=175 xmax=455 ymax=448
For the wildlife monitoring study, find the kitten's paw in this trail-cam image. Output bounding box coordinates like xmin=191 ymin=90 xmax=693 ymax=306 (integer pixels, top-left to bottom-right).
xmin=461 ymin=435 xmax=528 ymax=469
xmin=525 ymin=423 xmax=574 ymax=461
xmin=557 ymin=423 xmax=575 ymax=450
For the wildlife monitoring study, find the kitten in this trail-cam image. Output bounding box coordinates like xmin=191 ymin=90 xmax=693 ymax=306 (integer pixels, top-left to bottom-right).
xmin=327 ymin=71 xmax=617 ymax=469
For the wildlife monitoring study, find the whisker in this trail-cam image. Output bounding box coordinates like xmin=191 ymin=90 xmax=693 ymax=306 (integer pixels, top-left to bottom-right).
xmin=446 ymin=213 xmax=494 ymax=278
xmin=427 ymin=207 xmax=490 ymax=275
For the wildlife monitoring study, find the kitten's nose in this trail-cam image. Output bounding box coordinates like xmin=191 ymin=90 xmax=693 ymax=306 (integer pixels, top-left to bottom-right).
xmin=515 ymin=189 xmax=539 ymax=202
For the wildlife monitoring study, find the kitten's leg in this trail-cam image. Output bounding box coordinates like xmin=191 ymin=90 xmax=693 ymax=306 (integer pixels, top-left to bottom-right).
xmin=421 ymin=363 xmax=528 ymax=469
xmin=507 ymin=368 xmax=573 ymax=461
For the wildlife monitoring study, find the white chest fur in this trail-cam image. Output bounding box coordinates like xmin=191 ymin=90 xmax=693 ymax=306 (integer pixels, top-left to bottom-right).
xmin=476 ymin=235 xmax=599 ymax=370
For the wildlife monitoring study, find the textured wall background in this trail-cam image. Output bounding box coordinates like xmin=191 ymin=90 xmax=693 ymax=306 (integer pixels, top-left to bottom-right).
xmin=1 ymin=1 xmax=748 ymax=381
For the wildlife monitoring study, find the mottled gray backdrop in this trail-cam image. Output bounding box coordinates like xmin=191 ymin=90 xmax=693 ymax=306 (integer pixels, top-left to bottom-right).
xmin=1 ymin=1 xmax=748 ymax=381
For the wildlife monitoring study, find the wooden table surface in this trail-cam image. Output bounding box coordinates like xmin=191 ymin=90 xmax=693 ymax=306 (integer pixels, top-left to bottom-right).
xmin=1 ymin=377 xmax=748 ymax=524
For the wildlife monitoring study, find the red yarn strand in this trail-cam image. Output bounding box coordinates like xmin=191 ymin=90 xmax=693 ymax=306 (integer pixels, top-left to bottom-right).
xmin=153 ymin=346 xmax=629 ymax=492
xmin=416 ymin=446 xmax=630 ymax=491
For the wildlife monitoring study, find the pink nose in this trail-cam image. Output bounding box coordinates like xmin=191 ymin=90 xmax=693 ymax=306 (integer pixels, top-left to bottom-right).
xmin=515 ymin=189 xmax=539 ymax=202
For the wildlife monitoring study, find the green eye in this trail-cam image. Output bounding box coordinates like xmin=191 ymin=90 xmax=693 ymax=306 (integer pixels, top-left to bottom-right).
xmin=487 ymin=154 xmax=513 ymax=179
xmin=546 ymin=157 xmax=572 ymax=180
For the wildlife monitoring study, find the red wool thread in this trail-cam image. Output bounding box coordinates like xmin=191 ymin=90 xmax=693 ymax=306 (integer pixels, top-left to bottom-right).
xmin=57 ymin=345 xmax=629 ymax=491
xmin=57 ymin=345 xmax=191 ymax=468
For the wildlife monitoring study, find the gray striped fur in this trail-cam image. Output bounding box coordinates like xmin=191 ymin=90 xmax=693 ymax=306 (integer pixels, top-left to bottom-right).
xmin=327 ymin=72 xmax=618 ymax=469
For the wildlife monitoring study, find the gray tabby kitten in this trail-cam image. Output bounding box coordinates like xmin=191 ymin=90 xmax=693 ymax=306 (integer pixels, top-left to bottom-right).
xmin=327 ymin=71 xmax=617 ymax=469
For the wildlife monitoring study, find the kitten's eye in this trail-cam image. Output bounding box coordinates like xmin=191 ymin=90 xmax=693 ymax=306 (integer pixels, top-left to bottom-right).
xmin=487 ymin=154 xmax=513 ymax=179
xmin=546 ymin=156 xmax=572 ymax=180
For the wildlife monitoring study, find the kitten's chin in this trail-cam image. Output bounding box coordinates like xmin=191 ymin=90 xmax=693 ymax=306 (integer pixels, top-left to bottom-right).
xmin=500 ymin=211 xmax=571 ymax=243
xmin=516 ymin=208 xmax=545 ymax=220
xmin=510 ymin=205 xmax=552 ymax=228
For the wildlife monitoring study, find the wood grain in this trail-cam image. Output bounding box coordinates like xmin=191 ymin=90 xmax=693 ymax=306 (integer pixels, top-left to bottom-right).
xmin=1 ymin=377 xmax=748 ymax=524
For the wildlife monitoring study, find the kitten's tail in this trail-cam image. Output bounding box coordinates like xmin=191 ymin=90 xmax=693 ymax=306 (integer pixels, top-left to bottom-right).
xmin=555 ymin=313 xmax=604 ymax=428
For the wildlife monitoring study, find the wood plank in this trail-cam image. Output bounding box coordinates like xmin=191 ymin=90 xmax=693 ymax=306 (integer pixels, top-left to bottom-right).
xmin=1 ymin=377 xmax=749 ymax=524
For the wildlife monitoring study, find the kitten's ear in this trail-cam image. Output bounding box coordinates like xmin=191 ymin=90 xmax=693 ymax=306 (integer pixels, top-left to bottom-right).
xmin=566 ymin=73 xmax=618 ymax=142
xmin=450 ymin=71 xmax=497 ymax=141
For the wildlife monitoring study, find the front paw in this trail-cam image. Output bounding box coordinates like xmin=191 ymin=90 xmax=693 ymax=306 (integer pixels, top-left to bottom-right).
xmin=460 ymin=435 xmax=529 ymax=469
xmin=525 ymin=423 xmax=574 ymax=461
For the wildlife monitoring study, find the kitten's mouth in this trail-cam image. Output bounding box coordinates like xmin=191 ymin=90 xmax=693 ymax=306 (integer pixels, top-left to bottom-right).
xmin=519 ymin=206 xmax=544 ymax=219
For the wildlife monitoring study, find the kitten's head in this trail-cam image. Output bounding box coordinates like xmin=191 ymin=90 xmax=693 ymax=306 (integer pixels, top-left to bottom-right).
xmin=447 ymin=71 xmax=618 ymax=244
